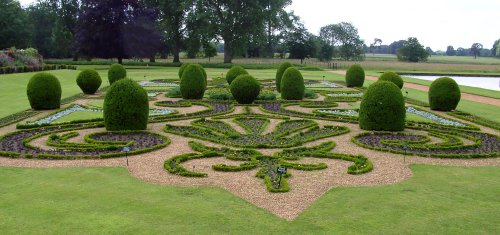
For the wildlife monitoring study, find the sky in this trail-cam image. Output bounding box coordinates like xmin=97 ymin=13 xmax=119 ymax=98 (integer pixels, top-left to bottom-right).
xmin=18 ymin=0 xmax=499 ymax=51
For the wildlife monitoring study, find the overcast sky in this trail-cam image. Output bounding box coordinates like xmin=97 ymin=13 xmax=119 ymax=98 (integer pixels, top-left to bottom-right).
xmin=18 ymin=0 xmax=499 ymax=51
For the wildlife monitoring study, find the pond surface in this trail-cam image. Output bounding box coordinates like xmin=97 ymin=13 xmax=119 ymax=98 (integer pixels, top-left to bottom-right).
xmin=406 ymin=75 xmax=500 ymax=91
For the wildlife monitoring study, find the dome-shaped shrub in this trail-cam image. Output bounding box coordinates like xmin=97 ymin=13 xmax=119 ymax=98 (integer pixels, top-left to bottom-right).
xmin=108 ymin=63 xmax=127 ymax=84
xmin=178 ymin=63 xmax=191 ymax=79
xmin=359 ymin=81 xmax=406 ymax=131
xmin=27 ymin=72 xmax=62 ymax=110
xmin=230 ymin=74 xmax=261 ymax=104
xmin=280 ymin=67 xmax=305 ymax=100
xmin=226 ymin=66 xmax=248 ymax=85
xmin=379 ymin=71 xmax=403 ymax=89
xmin=276 ymin=62 xmax=293 ymax=92
xmin=76 ymin=69 xmax=102 ymax=94
xmin=103 ymin=79 xmax=149 ymax=131
xmin=180 ymin=64 xmax=206 ymax=99
xmin=345 ymin=64 xmax=365 ymax=87
xmin=428 ymin=77 xmax=461 ymax=111
xmin=192 ymin=64 xmax=208 ymax=88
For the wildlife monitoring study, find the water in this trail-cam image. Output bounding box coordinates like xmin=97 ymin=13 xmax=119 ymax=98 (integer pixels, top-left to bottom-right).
xmin=406 ymin=75 xmax=500 ymax=91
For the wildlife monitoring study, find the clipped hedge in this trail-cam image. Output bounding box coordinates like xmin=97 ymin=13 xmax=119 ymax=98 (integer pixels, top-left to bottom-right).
xmin=26 ymin=72 xmax=62 ymax=110
xmin=76 ymin=69 xmax=102 ymax=94
xmin=429 ymin=77 xmax=461 ymax=111
xmin=107 ymin=63 xmax=127 ymax=84
xmin=192 ymin=64 xmax=208 ymax=88
xmin=379 ymin=71 xmax=403 ymax=89
xmin=359 ymin=81 xmax=405 ymax=131
xmin=103 ymin=79 xmax=149 ymax=130
xmin=280 ymin=67 xmax=305 ymax=100
xmin=230 ymin=74 xmax=261 ymax=104
xmin=275 ymin=62 xmax=293 ymax=92
xmin=180 ymin=64 xmax=206 ymax=99
xmin=178 ymin=62 xmax=191 ymax=78
xmin=226 ymin=65 xmax=248 ymax=85
xmin=345 ymin=64 xmax=365 ymax=87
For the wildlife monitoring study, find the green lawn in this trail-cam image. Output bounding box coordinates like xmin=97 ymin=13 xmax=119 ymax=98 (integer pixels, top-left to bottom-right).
xmin=0 ymin=165 xmax=498 ymax=234
xmin=56 ymin=110 xmax=102 ymax=123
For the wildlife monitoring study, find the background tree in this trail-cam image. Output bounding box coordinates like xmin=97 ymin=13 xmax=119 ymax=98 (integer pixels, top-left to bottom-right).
xmin=26 ymin=2 xmax=56 ymax=56
xmin=388 ymin=40 xmax=406 ymax=54
xmin=203 ymin=0 xmax=266 ymax=63
xmin=397 ymin=37 xmax=429 ymax=62
xmin=319 ymin=22 xmax=364 ymax=60
xmin=425 ymin=47 xmax=434 ymax=56
xmin=369 ymin=38 xmax=382 ymax=55
xmin=446 ymin=45 xmax=456 ymax=56
xmin=491 ymin=39 xmax=500 ymax=57
xmin=317 ymin=40 xmax=334 ymax=61
xmin=470 ymin=43 xmax=483 ymax=59
xmin=48 ymin=0 xmax=80 ymax=59
xmin=262 ymin=0 xmax=293 ymax=58
xmin=75 ymin=0 xmax=161 ymax=64
xmin=203 ymin=42 xmax=217 ymax=62
xmin=286 ymin=23 xmax=316 ymax=64
xmin=456 ymin=47 xmax=469 ymax=56
xmin=0 ymin=0 xmax=32 ymax=49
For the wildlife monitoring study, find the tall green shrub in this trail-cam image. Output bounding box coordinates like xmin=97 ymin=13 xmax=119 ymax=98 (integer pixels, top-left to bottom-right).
xmin=378 ymin=71 xmax=403 ymax=89
xmin=76 ymin=69 xmax=102 ymax=94
xmin=108 ymin=63 xmax=127 ymax=84
xmin=275 ymin=62 xmax=293 ymax=92
xmin=178 ymin=63 xmax=191 ymax=79
xmin=226 ymin=66 xmax=248 ymax=85
xmin=345 ymin=64 xmax=365 ymax=87
xmin=429 ymin=77 xmax=461 ymax=111
xmin=359 ymin=81 xmax=405 ymax=131
xmin=27 ymin=72 xmax=62 ymax=110
xmin=230 ymin=74 xmax=261 ymax=104
xmin=280 ymin=67 xmax=305 ymax=100
xmin=180 ymin=64 xmax=206 ymax=99
xmin=103 ymin=79 xmax=149 ymax=130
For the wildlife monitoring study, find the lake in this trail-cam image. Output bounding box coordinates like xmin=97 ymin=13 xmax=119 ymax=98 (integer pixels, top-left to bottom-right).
xmin=406 ymin=75 xmax=500 ymax=91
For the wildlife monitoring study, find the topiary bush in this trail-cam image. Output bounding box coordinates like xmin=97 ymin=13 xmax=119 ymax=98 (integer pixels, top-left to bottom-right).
xmin=178 ymin=63 xmax=191 ymax=79
xmin=226 ymin=66 xmax=248 ymax=85
xmin=276 ymin=62 xmax=293 ymax=92
xmin=103 ymin=79 xmax=149 ymax=131
xmin=379 ymin=71 xmax=403 ymax=89
xmin=27 ymin=72 xmax=62 ymax=110
xmin=359 ymin=81 xmax=406 ymax=131
xmin=108 ymin=63 xmax=127 ymax=84
xmin=76 ymin=69 xmax=102 ymax=94
xmin=428 ymin=77 xmax=461 ymax=111
xmin=280 ymin=67 xmax=305 ymax=100
xmin=230 ymin=74 xmax=261 ymax=104
xmin=192 ymin=64 xmax=208 ymax=88
xmin=180 ymin=64 xmax=206 ymax=99
xmin=345 ymin=64 xmax=365 ymax=87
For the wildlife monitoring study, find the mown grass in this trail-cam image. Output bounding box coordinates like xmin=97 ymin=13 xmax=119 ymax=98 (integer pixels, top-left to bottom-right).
xmin=0 ymin=165 xmax=498 ymax=234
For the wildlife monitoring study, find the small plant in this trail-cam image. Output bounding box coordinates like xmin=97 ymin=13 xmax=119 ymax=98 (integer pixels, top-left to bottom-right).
xmin=26 ymin=72 xmax=62 ymax=110
xmin=256 ymin=89 xmax=277 ymax=100
xmin=345 ymin=64 xmax=365 ymax=87
xmin=225 ymin=65 xmax=248 ymax=85
xmin=108 ymin=63 xmax=127 ymax=84
xmin=76 ymin=69 xmax=102 ymax=94
xmin=429 ymin=77 xmax=461 ymax=111
xmin=230 ymin=74 xmax=261 ymax=104
xmin=206 ymin=88 xmax=234 ymax=100
xmin=166 ymin=87 xmax=182 ymax=98
xmin=280 ymin=67 xmax=305 ymax=100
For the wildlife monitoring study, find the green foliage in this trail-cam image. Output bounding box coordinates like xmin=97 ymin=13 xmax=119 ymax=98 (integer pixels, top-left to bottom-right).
xmin=230 ymin=75 xmax=261 ymax=104
xmin=103 ymin=79 xmax=149 ymax=130
xmin=280 ymin=67 xmax=305 ymax=100
xmin=378 ymin=71 xmax=403 ymax=89
xmin=359 ymin=81 xmax=405 ymax=131
xmin=191 ymin=64 xmax=208 ymax=88
xmin=206 ymin=88 xmax=233 ymax=100
xmin=166 ymin=87 xmax=182 ymax=98
xmin=275 ymin=62 xmax=292 ymax=92
xmin=76 ymin=69 xmax=102 ymax=94
xmin=397 ymin=37 xmax=429 ymax=62
xmin=256 ymin=89 xmax=277 ymax=100
xmin=226 ymin=66 xmax=249 ymax=85
xmin=180 ymin=64 xmax=206 ymax=99
xmin=428 ymin=77 xmax=461 ymax=111
xmin=107 ymin=63 xmax=127 ymax=84
xmin=26 ymin=72 xmax=62 ymax=110
xmin=345 ymin=64 xmax=365 ymax=87
xmin=178 ymin=62 xmax=191 ymax=79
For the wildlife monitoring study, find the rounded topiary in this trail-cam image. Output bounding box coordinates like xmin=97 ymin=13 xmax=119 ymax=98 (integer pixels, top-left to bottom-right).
xmin=276 ymin=62 xmax=293 ymax=92
xmin=27 ymin=72 xmax=62 ymax=110
xmin=76 ymin=69 xmax=102 ymax=94
xmin=345 ymin=64 xmax=365 ymax=87
xmin=180 ymin=64 xmax=206 ymax=99
xmin=230 ymin=74 xmax=261 ymax=104
xmin=103 ymin=79 xmax=149 ymax=131
xmin=108 ymin=63 xmax=127 ymax=84
xmin=280 ymin=67 xmax=305 ymax=100
xmin=178 ymin=63 xmax=191 ymax=79
xmin=379 ymin=71 xmax=403 ymax=89
xmin=359 ymin=81 xmax=406 ymax=131
xmin=428 ymin=77 xmax=461 ymax=111
xmin=226 ymin=66 xmax=248 ymax=85
xmin=192 ymin=64 xmax=208 ymax=88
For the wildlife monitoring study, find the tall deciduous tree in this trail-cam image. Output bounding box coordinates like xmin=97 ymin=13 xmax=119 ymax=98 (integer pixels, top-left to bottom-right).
xmin=369 ymin=38 xmax=382 ymax=55
xmin=319 ymin=22 xmax=364 ymax=60
xmin=47 ymin=0 xmax=80 ymax=59
xmin=397 ymin=37 xmax=429 ymax=62
xmin=286 ymin=23 xmax=316 ymax=64
xmin=446 ymin=45 xmax=456 ymax=56
xmin=26 ymin=2 xmax=56 ymax=57
xmin=491 ymin=39 xmax=500 ymax=57
xmin=203 ymin=0 xmax=266 ymax=63
xmin=0 ymin=0 xmax=32 ymax=49
xmin=470 ymin=43 xmax=483 ymax=59
xmin=75 ymin=0 xmax=161 ymax=63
